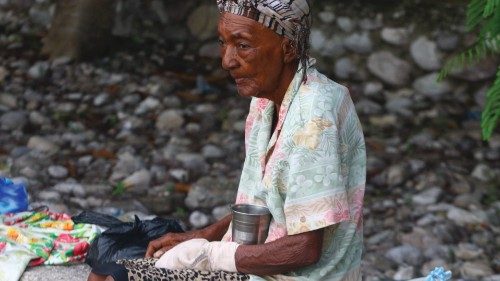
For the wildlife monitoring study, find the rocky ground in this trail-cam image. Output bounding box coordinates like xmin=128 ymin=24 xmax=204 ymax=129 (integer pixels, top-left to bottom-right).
xmin=1 ymin=0 xmax=500 ymax=280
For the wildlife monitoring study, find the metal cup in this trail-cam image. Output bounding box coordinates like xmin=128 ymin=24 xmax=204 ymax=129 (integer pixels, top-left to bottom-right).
xmin=231 ymin=204 xmax=271 ymax=245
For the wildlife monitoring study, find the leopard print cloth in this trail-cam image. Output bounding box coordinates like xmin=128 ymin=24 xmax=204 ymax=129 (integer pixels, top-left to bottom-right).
xmin=116 ymin=258 xmax=250 ymax=281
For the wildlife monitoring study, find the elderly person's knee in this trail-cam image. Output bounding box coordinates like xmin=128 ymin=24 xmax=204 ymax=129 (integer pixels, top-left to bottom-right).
xmin=87 ymin=272 xmax=114 ymax=281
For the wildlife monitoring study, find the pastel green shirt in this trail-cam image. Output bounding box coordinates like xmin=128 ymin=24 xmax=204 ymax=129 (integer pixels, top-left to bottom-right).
xmin=222 ymin=61 xmax=366 ymax=281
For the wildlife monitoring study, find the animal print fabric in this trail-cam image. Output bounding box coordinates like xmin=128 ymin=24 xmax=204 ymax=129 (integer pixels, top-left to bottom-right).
xmin=116 ymin=258 xmax=250 ymax=281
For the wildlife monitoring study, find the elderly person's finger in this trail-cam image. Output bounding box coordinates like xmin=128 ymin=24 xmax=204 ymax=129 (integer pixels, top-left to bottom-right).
xmin=145 ymin=239 xmax=162 ymax=258
xmin=153 ymin=248 xmax=167 ymax=258
xmin=145 ymin=232 xmax=190 ymax=258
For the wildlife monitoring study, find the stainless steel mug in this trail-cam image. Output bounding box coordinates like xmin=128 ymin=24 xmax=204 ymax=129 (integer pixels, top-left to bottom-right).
xmin=231 ymin=204 xmax=271 ymax=245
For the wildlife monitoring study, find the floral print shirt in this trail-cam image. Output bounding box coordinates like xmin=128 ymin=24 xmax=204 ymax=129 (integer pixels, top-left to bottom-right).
xmin=222 ymin=61 xmax=366 ymax=281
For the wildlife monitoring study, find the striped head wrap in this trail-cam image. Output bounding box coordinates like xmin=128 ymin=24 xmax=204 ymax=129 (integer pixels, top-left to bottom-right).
xmin=216 ymin=0 xmax=310 ymax=39
xmin=216 ymin=0 xmax=312 ymax=82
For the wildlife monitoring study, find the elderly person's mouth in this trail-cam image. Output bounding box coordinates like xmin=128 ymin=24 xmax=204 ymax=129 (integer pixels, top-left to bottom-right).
xmin=234 ymin=78 xmax=247 ymax=85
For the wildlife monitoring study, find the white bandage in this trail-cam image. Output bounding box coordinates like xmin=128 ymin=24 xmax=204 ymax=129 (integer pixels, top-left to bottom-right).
xmin=203 ymin=240 xmax=240 ymax=272
xmin=154 ymin=239 xmax=210 ymax=270
xmin=155 ymin=239 xmax=240 ymax=272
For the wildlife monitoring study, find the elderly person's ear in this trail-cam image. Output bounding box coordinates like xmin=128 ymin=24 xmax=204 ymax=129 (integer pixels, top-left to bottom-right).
xmin=282 ymin=38 xmax=298 ymax=64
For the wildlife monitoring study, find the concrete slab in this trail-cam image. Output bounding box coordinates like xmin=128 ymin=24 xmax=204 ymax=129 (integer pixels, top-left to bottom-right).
xmin=20 ymin=264 xmax=91 ymax=281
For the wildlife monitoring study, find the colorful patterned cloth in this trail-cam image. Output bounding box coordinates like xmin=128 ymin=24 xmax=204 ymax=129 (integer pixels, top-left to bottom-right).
xmin=221 ymin=59 xmax=366 ymax=281
xmin=0 ymin=211 xmax=101 ymax=281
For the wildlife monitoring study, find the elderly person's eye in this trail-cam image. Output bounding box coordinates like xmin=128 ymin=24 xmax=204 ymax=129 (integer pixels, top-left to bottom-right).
xmin=218 ymin=39 xmax=225 ymax=46
xmin=238 ymin=43 xmax=250 ymax=49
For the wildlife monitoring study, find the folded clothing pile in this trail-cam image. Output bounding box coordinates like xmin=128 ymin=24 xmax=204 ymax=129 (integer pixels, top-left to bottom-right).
xmin=0 ymin=210 xmax=101 ymax=281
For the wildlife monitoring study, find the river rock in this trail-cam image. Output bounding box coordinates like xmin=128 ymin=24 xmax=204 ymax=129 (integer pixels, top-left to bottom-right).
xmin=27 ymin=61 xmax=50 ymax=79
xmin=471 ymin=163 xmax=496 ymax=182
xmin=135 ymin=97 xmax=160 ymax=115
xmin=381 ymin=27 xmax=410 ymax=46
xmin=355 ymin=99 xmax=383 ymax=115
xmin=363 ymin=82 xmax=383 ymax=97
xmin=0 ymin=66 xmax=7 ymax=83
xmin=48 ymin=165 xmax=68 ymax=178
xmin=0 ymin=93 xmax=17 ymax=109
xmin=176 ymin=153 xmax=208 ymax=174
xmin=334 ymin=57 xmax=356 ymax=79
xmin=336 ymin=17 xmax=355 ymax=32
xmin=185 ymin=177 xmax=238 ymax=209
xmin=202 ymin=144 xmax=224 ymax=159
xmin=212 ymin=205 xmax=231 ymax=221
xmin=123 ymin=169 xmax=151 ymax=191
xmin=109 ymin=152 xmax=144 ymax=182
xmin=318 ymin=10 xmax=335 ymax=23
xmin=53 ymin=182 xmax=86 ymax=197
xmin=436 ymin=31 xmax=459 ymax=51
xmin=189 ymin=210 xmax=211 ymax=229
xmin=0 ymin=111 xmax=27 ymax=130
xmin=447 ymin=207 xmax=486 ymax=226
xmin=454 ymin=243 xmax=484 ymax=260
xmin=410 ymin=36 xmax=442 ymax=71
xmin=460 ymin=261 xmax=494 ymax=279
xmin=187 ymin=4 xmax=219 ymax=40
xmin=412 ymin=187 xmax=442 ymax=205
xmin=367 ymin=51 xmax=411 ymax=86
xmin=156 ymin=109 xmax=185 ymax=131
xmin=413 ymin=73 xmax=452 ymax=100
xmin=344 ymin=32 xmax=373 ymax=54
xmin=27 ymin=136 xmax=59 ymax=154
xmin=385 ymin=245 xmax=423 ymax=266
xmin=393 ymin=266 xmax=414 ymax=280
xmin=310 ymin=29 xmax=327 ymax=53
xmin=450 ymin=58 xmax=498 ymax=81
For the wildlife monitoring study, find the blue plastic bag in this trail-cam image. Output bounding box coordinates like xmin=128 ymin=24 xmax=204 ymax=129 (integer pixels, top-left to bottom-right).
xmin=0 ymin=177 xmax=29 ymax=214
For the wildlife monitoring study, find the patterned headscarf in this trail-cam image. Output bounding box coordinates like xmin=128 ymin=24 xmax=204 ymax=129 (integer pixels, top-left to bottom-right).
xmin=217 ymin=0 xmax=312 ymax=82
xmin=216 ymin=0 xmax=310 ymax=39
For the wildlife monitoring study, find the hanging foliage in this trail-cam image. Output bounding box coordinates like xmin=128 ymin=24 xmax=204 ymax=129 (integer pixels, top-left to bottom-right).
xmin=439 ymin=0 xmax=500 ymax=140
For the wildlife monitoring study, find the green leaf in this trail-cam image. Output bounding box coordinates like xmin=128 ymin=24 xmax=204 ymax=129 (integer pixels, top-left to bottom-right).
xmin=438 ymin=39 xmax=493 ymax=80
xmin=485 ymin=33 xmax=500 ymax=51
xmin=440 ymin=0 xmax=500 ymax=141
xmin=481 ymin=67 xmax=500 ymax=140
xmin=112 ymin=181 xmax=126 ymax=196
xmin=484 ymin=0 xmax=500 ymax=17
xmin=467 ymin=0 xmax=487 ymax=30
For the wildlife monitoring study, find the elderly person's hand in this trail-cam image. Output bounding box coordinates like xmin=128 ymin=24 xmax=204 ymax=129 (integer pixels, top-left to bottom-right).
xmin=155 ymin=239 xmax=240 ymax=272
xmin=146 ymin=215 xmax=232 ymax=258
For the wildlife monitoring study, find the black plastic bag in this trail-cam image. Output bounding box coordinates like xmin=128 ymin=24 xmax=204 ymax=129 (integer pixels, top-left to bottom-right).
xmin=73 ymin=210 xmax=126 ymax=228
xmin=72 ymin=211 xmax=184 ymax=268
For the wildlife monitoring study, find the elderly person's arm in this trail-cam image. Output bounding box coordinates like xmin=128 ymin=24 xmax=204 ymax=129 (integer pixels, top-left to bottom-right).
xmin=145 ymin=214 xmax=232 ymax=258
xmin=156 ymin=227 xmax=324 ymax=276
xmin=235 ymin=228 xmax=324 ymax=276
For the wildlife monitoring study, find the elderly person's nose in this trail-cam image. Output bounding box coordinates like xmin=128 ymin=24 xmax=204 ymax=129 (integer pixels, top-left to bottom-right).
xmin=221 ymin=46 xmax=239 ymax=70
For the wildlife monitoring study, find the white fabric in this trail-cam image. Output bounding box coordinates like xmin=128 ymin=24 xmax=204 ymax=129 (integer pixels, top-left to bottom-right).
xmin=204 ymin=241 xmax=240 ymax=272
xmin=154 ymin=239 xmax=210 ymax=270
xmin=155 ymin=239 xmax=240 ymax=272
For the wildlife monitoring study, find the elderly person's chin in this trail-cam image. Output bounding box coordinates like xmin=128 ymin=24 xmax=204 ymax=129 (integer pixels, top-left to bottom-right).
xmin=235 ymin=83 xmax=262 ymax=98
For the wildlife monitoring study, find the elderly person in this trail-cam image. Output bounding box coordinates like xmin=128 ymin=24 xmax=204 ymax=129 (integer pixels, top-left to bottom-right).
xmin=88 ymin=0 xmax=365 ymax=280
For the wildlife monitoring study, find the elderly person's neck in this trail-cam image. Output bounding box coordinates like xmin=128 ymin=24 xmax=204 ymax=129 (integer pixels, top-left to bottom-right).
xmin=268 ymin=60 xmax=299 ymax=110
xmin=218 ymin=12 xmax=300 ymax=111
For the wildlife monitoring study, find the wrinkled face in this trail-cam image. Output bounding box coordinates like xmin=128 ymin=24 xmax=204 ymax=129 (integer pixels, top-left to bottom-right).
xmin=218 ymin=12 xmax=286 ymax=99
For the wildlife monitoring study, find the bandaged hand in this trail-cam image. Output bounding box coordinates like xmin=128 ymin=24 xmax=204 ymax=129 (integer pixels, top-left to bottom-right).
xmin=154 ymin=238 xmax=240 ymax=272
